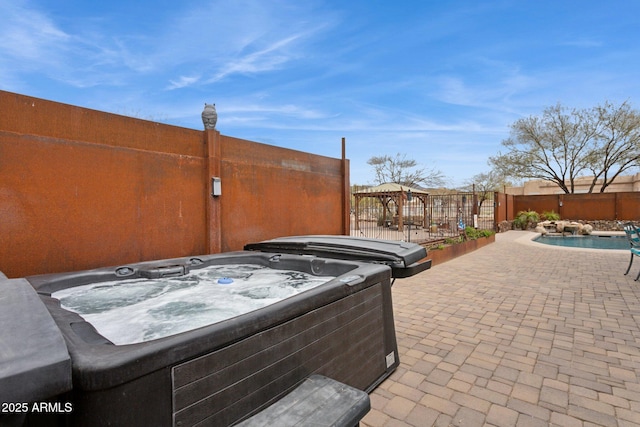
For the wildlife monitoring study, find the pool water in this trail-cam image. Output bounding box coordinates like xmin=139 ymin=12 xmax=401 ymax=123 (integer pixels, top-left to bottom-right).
xmin=53 ymin=264 xmax=334 ymax=345
xmin=534 ymin=235 xmax=628 ymax=250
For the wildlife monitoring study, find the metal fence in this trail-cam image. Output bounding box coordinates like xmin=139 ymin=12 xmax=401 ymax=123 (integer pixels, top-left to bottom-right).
xmin=350 ymin=187 xmax=495 ymax=243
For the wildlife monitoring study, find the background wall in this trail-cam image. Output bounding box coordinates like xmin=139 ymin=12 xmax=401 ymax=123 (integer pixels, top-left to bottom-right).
xmin=0 ymin=91 xmax=348 ymax=278
xmin=511 ymin=192 xmax=640 ymax=221
xmin=506 ymin=174 xmax=640 ymax=195
xmin=218 ymin=135 xmax=348 ymax=252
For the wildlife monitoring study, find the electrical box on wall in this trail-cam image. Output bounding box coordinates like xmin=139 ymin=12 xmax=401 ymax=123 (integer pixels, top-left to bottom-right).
xmin=211 ymin=177 xmax=221 ymax=197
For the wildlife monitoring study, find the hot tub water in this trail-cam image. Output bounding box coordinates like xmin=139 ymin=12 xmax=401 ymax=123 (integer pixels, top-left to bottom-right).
xmin=53 ymin=264 xmax=334 ymax=345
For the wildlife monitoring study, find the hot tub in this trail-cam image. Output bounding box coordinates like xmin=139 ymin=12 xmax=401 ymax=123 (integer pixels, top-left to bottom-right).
xmin=1 ymin=236 xmax=430 ymax=426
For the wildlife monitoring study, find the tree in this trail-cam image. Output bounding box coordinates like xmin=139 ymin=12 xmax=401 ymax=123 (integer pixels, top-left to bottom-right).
xmin=461 ymin=170 xmax=510 ymax=193
xmin=367 ymin=153 xmax=446 ymax=188
xmin=585 ymin=101 xmax=640 ymax=192
xmin=489 ymin=101 xmax=640 ymax=193
xmin=460 ymin=170 xmax=511 ymax=211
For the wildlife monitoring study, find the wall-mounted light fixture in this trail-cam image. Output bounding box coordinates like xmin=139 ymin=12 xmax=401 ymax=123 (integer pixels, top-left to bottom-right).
xmin=211 ymin=177 xmax=221 ymax=197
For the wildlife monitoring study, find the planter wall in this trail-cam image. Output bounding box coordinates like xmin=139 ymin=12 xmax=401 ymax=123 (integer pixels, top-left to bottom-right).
xmin=424 ymin=234 xmax=495 ymax=267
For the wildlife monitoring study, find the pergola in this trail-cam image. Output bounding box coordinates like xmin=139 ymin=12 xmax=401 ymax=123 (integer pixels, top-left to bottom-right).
xmin=353 ymin=183 xmax=429 ymax=230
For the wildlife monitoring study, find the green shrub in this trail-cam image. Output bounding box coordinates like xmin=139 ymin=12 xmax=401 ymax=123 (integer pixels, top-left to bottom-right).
xmin=480 ymin=229 xmax=495 ymax=238
xmin=445 ymin=236 xmax=464 ymax=245
xmin=541 ymin=210 xmax=560 ymax=221
xmin=464 ymin=227 xmax=495 ymax=240
xmin=513 ymin=210 xmax=540 ymax=230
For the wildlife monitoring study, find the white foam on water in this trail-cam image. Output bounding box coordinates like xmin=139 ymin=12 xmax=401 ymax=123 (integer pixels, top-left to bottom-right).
xmin=52 ymin=264 xmax=334 ymax=345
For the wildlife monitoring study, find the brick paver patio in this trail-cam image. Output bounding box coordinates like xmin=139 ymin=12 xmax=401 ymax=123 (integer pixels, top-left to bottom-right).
xmin=362 ymin=231 xmax=640 ymax=427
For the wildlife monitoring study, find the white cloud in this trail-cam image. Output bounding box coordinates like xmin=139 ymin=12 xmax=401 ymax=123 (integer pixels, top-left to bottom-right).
xmin=206 ymin=34 xmax=305 ymax=83
xmin=0 ymin=1 xmax=70 ymax=66
xmin=167 ymin=75 xmax=201 ymax=90
xmin=145 ymin=1 xmax=336 ymax=85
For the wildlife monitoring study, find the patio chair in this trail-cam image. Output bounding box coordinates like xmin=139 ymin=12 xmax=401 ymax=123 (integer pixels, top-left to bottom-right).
xmin=622 ymin=222 xmax=640 ymax=281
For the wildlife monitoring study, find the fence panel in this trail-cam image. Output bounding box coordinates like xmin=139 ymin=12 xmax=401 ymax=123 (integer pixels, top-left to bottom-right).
xmin=350 ymin=187 xmax=494 ymax=243
xmin=561 ymin=193 xmax=615 ymax=220
xmin=617 ymin=192 xmax=640 ymax=220
xmin=494 ymin=192 xmax=508 ymax=223
xmin=513 ymin=195 xmax=559 ymax=217
xmin=508 ymin=192 xmax=640 ymax=221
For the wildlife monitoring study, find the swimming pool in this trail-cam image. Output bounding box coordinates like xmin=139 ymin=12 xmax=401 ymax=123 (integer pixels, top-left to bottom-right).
xmin=534 ymin=235 xmax=628 ymax=250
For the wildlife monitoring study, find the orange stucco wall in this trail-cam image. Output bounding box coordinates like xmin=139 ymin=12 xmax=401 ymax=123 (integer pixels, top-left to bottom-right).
xmin=0 ymin=91 xmax=348 ymax=278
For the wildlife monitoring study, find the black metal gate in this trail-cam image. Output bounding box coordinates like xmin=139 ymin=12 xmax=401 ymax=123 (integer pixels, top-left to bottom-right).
xmin=350 ymin=187 xmax=494 ymax=243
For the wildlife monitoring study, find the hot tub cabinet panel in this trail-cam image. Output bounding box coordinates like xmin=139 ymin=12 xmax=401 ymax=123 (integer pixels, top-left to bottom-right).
xmin=173 ymin=282 xmax=391 ymax=426
xmin=27 ymin=251 xmax=400 ymax=427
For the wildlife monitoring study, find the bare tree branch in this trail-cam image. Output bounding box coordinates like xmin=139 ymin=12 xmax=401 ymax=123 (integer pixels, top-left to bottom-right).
xmin=367 ymin=153 xmax=446 ymax=188
xmin=489 ymin=101 xmax=640 ymax=193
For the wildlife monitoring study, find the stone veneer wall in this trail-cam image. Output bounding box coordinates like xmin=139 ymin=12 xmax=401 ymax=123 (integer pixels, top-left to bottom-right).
xmin=498 ymin=219 xmax=629 ymax=232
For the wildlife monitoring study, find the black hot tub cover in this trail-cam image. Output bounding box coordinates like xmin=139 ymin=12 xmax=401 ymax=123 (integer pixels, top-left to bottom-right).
xmin=0 ymin=278 xmax=72 ymax=403
xmin=245 ymin=235 xmax=431 ymax=278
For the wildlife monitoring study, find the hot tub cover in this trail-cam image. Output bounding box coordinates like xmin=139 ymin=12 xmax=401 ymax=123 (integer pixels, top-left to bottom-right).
xmin=245 ymin=235 xmax=431 ymax=278
xmin=0 ymin=278 xmax=72 ymax=403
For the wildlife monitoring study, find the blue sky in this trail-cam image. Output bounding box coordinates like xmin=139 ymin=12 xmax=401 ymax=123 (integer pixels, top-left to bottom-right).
xmin=2 ymin=1 xmax=640 ymax=186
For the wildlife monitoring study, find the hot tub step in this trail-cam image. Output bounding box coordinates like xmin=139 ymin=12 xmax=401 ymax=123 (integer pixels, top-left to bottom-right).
xmin=235 ymin=375 xmax=370 ymax=427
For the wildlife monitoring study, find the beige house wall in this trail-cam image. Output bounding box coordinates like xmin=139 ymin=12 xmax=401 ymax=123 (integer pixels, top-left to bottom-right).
xmin=506 ymin=172 xmax=640 ymax=195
